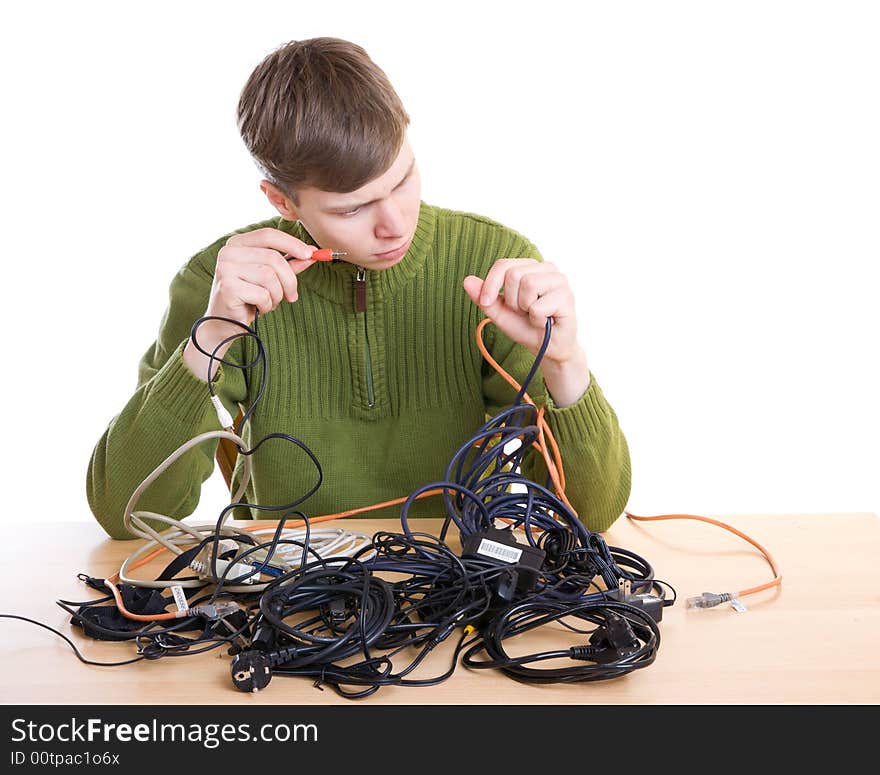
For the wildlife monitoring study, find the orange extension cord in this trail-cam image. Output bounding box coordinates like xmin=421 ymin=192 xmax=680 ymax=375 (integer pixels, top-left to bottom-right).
xmin=108 ymin=317 xmax=780 ymax=619
xmin=624 ymin=511 xmax=782 ymax=599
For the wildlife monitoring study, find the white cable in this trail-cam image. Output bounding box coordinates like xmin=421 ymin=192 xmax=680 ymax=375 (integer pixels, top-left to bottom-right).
xmin=119 ymin=425 xmax=373 ymax=592
xmin=118 ymin=525 xmax=261 ymax=591
xmin=123 ymin=428 xmax=252 ymax=550
xmin=246 ymin=526 xmax=374 ymax=566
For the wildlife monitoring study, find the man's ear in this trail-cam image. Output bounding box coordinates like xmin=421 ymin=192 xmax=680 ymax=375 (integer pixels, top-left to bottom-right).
xmin=260 ymin=180 xmax=299 ymax=221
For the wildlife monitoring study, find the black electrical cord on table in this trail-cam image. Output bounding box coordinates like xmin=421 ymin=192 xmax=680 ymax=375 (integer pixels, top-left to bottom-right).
xmin=230 ymin=531 xmax=510 ymax=697
xmin=359 ymin=531 xmax=494 ymax=634
xmin=232 ymin=557 xmax=414 ymax=698
xmin=268 ymin=628 xmax=480 ymax=699
xmin=57 ymin=586 xmax=257 ymax=659
xmin=62 ymin=534 xmax=277 ymax=661
xmin=0 ymin=614 xmax=146 ymax=667
xmin=461 ymin=599 xmax=661 ymax=684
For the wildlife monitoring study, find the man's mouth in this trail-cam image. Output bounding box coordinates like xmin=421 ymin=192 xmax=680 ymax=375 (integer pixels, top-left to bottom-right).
xmin=374 ymin=239 xmax=411 ymax=261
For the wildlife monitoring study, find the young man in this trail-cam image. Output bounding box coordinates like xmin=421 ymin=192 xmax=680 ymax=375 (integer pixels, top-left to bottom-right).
xmin=87 ymin=37 xmax=631 ymax=540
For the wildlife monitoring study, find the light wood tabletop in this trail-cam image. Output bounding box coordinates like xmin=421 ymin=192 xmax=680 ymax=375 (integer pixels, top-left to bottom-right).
xmin=1 ymin=513 xmax=878 ymax=705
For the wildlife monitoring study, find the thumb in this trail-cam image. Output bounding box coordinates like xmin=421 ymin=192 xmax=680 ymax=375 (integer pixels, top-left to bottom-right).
xmin=463 ymin=275 xmax=485 ymax=305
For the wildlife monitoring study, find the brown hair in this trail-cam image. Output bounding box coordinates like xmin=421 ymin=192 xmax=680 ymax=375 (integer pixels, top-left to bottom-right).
xmin=236 ymin=37 xmax=410 ymax=203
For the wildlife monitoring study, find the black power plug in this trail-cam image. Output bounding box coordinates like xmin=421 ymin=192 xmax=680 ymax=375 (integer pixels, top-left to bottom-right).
xmin=587 ymin=611 xmax=640 ymax=661
xmin=231 ymin=645 xmax=302 ymax=692
xmin=231 ymin=651 xmax=272 ymax=692
xmin=568 ymin=611 xmax=642 ymax=665
xmin=607 ymin=578 xmax=666 ymax=622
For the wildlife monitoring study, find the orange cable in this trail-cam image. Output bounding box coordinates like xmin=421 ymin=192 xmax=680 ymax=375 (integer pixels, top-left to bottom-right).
xmin=625 ymin=511 xmax=782 ymax=598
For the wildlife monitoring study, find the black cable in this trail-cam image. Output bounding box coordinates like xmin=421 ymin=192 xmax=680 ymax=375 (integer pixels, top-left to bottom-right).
xmin=188 ymin=313 xmax=265 ymax=434
xmin=0 ymin=614 xmax=146 ymax=667
xmin=461 ymin=600 xmax=661 ymax=684
xmin=513 ymin=317 xmax=553 ymax=406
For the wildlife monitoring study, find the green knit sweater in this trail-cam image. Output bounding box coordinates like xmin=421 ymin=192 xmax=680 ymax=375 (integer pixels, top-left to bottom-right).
xmin=87 ymin=202 xmax=631 ymax=539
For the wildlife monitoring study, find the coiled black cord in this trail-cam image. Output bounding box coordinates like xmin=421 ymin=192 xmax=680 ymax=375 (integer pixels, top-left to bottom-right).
xmin=239 ymin=545 xmax=487 ymax=698
xmin=462 ymin=599 xmax=661 ymax=683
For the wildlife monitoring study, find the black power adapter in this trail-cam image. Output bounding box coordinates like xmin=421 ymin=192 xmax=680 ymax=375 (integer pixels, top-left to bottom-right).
xmin=461 ymin=527 xmax=545 ymax=600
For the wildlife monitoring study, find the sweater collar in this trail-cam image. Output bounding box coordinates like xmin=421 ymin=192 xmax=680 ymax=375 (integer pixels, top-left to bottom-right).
xmin=277 ymin=201 xmax=436 ymax=307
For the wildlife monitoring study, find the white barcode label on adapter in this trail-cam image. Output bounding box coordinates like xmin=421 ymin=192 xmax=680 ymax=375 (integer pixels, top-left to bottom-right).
xmin=476 ymin=539 xmax=522 ymax=564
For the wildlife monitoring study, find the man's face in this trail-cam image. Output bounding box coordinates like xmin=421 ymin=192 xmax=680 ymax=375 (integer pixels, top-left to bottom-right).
xmin=266 ymin=139 xmax=422 ymax=270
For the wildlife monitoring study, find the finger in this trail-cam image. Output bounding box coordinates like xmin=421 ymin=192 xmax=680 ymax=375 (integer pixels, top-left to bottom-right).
xmin=236 ymin=264 xmax=285 ymax=309
xmin=234 ymin=280 xmax=275 ymax=316
xmin=500 ymin=264 xmax=562 ymax=312
xmin=264 ymin=250 xmax=306 ymax=300
xmin=285 ymin=255 xmax=318 ymax=276
xmin=222 ymin=244 xmax=315 ymax=280
xmin=222 ymin=245 xmax=307 ymax=301
xmin=479 ymin=258 xmax=540 ymax=307
xmin=226 ymin=227 xmax=316 ymax=261
xmin=526 ymin=288 xmax=569 ymax=328
xmin=517 ymin=271 xmax=567 ymax=312
xmin=477 ymin=292 xmax=541 ymax=352
xmin=462 ymin=275 xmax=485 ymax=307
xmin=500 ymin=265 xmax=528 ymax=312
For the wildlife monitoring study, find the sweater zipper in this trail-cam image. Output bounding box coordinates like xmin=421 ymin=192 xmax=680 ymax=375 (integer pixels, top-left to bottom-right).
xmin=356 ymin=266 xmax=375 ymax=408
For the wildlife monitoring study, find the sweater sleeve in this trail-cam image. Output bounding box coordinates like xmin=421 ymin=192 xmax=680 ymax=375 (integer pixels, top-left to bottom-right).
xmin=86 ymin=249 xmax=247 ymax=540
xmin=479 ymin=241 xmax=632 ymax=534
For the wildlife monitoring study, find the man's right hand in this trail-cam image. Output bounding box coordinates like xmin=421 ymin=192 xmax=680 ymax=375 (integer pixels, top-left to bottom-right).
xmin=183 ymin=228 xmax=318 ymax=381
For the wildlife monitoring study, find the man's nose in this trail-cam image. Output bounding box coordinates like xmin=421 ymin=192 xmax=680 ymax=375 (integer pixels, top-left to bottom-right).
xmin=374 ymin=199 xmax=406 ymax=239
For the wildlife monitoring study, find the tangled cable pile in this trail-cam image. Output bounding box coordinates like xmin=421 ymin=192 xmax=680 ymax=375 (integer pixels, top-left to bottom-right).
xmin=58 ymin=313 xmax=672 ymax=697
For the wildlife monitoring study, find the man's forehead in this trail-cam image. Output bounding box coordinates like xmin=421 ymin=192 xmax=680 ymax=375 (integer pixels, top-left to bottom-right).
xmin=318 ymin=146 xmax=415 ymax=207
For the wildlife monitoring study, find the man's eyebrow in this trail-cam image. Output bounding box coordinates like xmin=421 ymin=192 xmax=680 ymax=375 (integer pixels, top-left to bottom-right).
xmin=328 ymin=158 xmax=416 ymax=212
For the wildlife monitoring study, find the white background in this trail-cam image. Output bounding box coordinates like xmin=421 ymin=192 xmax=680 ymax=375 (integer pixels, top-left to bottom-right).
xmin=1 ymin=0 xmax=876 ymax=529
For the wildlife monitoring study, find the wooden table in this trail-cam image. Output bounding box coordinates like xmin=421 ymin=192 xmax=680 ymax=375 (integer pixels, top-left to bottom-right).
xmin=2 ymin=513 xmax=878 ymax=704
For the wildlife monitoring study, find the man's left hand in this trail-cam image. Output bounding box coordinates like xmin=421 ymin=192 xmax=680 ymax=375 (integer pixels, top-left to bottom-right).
xmin=463 ymin=258 xmax=581 ymax=365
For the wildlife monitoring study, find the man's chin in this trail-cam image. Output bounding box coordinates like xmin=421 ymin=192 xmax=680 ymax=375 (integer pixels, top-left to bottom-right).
xmin=371 ymin=253 xmax=406 ymax=269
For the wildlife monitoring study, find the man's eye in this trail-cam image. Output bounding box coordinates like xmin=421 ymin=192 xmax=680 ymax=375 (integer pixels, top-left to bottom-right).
xmin=341 ymin=207 xmax=361 ymax=217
